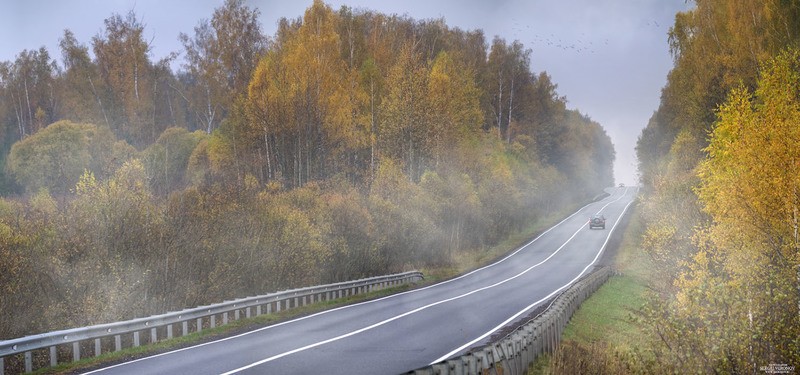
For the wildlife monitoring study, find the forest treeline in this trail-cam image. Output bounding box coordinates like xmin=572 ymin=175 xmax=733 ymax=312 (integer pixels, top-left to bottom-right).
xmin=633 ymin=0 xmax=800 ymax=372
xmin=0 ymin=0 xmax=614 ymax=339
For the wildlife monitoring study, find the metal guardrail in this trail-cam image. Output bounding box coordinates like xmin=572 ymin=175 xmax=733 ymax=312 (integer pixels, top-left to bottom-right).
xmin=0 ymin=271 xmax=423 ymax=374
xmin=408 ymin=266 xmax=612 ymax=375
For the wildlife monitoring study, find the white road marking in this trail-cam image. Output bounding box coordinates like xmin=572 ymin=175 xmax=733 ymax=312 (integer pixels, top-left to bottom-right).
xmin=221 ymin=190 xmax=632 ymax=374
xmin=82 ymin=189 xmax=631 ymax=375
xmin=430 ymin=190 xmax=635 ymax=363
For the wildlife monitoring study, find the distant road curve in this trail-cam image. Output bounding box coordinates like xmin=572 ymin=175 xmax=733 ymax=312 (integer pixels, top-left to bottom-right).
xmin=84 ymin=187 xmax=637 ymax=375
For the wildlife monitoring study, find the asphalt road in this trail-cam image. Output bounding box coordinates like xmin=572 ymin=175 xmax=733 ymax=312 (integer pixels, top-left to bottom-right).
xmin=84 ymin=186 xmax=637 ymax=375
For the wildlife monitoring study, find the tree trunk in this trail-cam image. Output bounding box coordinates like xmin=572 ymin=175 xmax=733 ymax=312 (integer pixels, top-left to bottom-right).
xmin=264 ymin=129 xmax=273 ymax=180
xmin=496 ymin=69 xmax=503 ymax=140
xmin=205 ymin=84 xmax=215 ymax=134
xmin=88 ymin=76 xmax=111 ymax=128
xmin=24 ymin=78 xmax=33 ymax=132
xmin=507 ymin=75 xmax=515 ymax=144
xmin=10 ymin=89 xmax=24 ymax=137
xmin=370 ymin=79 xmax=376 ymax=180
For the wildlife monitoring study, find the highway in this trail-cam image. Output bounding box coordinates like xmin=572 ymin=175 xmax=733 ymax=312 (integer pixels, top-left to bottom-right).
xmin=83 ymin=186 xmax=637 ymax=375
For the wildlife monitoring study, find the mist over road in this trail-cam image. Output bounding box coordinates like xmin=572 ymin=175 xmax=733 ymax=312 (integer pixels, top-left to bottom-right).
xmin=83 ymin=187 xmax=637 ymax=375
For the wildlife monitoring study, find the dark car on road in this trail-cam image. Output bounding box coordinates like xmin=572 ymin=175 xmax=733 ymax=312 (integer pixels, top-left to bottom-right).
xmin=589 ymin=214 xmax=606 ymax=229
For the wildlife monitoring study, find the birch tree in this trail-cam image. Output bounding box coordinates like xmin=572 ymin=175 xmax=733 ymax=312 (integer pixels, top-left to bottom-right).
xmin=179 ymin=0 xmax=267 ymax=134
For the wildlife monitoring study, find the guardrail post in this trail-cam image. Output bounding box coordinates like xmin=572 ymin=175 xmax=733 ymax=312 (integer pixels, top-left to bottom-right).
xmin=525 ymin=326 xmax=534 ymax=364
xmin=211 ymin=315 xmax=216 ymax=328
xmin=467 ymin=353 xmax=478 ymax=374
xmin=1 ymin=356 xmax=4 ymax=375
xmin=134 ymin=331 xmax=140 ymax=347
xmin=151 ymin=327 xmax=157 ymax=343
xmin=256 ymin=305 xmax=262 ymax=316
xmin=430 ymin=363 xmax=446 ymax=375
xmin=510 ymin=336 xmax=519 ymax=373
xmin=294 ymin=297 xmax=299 ymax=308
xmin=551 ymin=315 xmax=557 ymax=352
xmin=246 ymin=307 xmax=251 ymax=319
xmin=50 ymin=346 xmax=57 ymax=366
xmin=167 ymin=324 xmax=173 ymax=339
xmin=115 ymin=335 xmax=121 ymax=351
xmin=25 ymin=351 xmax=32 ymax=372
xmin=196 ymin=318 xmax=202 ymax=333
xmin=447 ymin=361 xmax=459 ymax=375
xmin=543 ymin=316 xmax=550 ymax=353
xmin=95 ymin=338 xmax=101 ymax=356
xmin=182 ymin=321 xmax=188 ymax=336
xmin=73 ymin=341 xmax=80 ymax=361
xmin=547 ymin=316 xmax=554 ymax=353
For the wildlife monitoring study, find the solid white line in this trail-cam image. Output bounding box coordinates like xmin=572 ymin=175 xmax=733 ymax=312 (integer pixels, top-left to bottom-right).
xmin=429 ymin=191 xmax=635 ymax=364
xmin=221 ymin=190 xmax=633 ymax=373
xmin=221 ymin=212 xmax=593 ymax=374
xmin=82 ymin=190 xmax=626 ymax=375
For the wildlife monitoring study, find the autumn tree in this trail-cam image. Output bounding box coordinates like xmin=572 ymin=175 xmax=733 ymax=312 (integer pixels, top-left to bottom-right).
xmin=690 ymin=51 xmax=800 ymax=371
xmin=638 ymin=0 xmax=800 ymax=189
xmin=92 ymin=11 xmax=156 ymax=146
xmin=179 ymin=0 xmax=268 ymax=133
xmin=426 ymin=51 xmax=483 ymax=167
xmin=246 ymin=0 xmax=368 ymax=186
xmin=68 ymin=160 xmax=165 ymax=321
xmin=0 ymin=48 xmax=57 ymax=138
xmin=378 ymin=43 xmax=429 ymax=180
xmin=635 ymin=1 xmax=800 ymax=372
xmin=58 ymin=30 xmax=109 ymax=127
xmin=6 ymin=120 xmax=131 ymax=195
xmin=141 ymin=127 xmax=207 ymax=195
xmin=486 ymin=38 xmax=533 ymax=142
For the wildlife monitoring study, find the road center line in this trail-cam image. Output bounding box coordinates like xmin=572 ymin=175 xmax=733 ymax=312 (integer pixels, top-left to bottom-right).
xmin=430 ymin=189 xmax=635 ymax=364
xmin=220 ymin=190 xmax=631 ymax=374
xmin=83 ymin=189 xmax=626 ymax=375
xmin=222 ymin=222 xmax=588 ymax=374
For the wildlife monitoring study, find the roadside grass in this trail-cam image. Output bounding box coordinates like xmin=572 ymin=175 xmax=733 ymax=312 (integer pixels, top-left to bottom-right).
xmin=529 ymin=205 xmax=655 ymax=374
xmin=560 ymin=276 xmax=648 ymax=350
xmin=27 ymin=201 xmax=583 ymax=374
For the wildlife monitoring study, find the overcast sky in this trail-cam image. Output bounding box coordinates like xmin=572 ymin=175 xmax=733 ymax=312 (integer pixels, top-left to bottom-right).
xmin=0 ymin=0 xmax=694 ymax=184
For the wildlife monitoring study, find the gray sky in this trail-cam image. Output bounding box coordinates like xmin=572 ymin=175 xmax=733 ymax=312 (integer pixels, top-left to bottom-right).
xmin=0 ymin=0 xmax=694 ymax=185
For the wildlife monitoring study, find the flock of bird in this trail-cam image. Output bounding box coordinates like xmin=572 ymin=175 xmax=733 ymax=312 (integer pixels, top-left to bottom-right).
xmin=507 ymin=17 xmax=664 ymax=55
